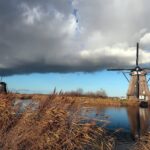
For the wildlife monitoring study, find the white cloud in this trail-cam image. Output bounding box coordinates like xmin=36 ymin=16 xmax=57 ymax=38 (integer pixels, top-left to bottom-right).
xmin=140 ymin=33 xmax=150 ymax=45
xmin=21 ymin=3 xmax=42 ymax=25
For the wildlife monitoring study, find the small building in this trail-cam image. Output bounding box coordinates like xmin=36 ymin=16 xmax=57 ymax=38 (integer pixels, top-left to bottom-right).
xmin=0 ymin=82 xmax=7 ymax=94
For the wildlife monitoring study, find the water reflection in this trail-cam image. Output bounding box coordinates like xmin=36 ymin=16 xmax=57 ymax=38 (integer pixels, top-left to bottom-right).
xmin=13 ymin=99 xmax=39 ymax=114
xmin=127 ymin=107 xmax=150 ymax=139
xmin=80 ymin=106 xmax=150 ymax=139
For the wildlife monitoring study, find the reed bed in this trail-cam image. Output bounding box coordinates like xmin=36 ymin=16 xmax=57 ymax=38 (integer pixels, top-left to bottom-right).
xmin=0 ymin=94 xmax=115 ymax=150
xmin=82 ymin=98 xmax=139 ymax=107
xmin=13 ymin=93 xmax=139 ymax=107
xmin=133 ymin=133 xmax=150 ymax=150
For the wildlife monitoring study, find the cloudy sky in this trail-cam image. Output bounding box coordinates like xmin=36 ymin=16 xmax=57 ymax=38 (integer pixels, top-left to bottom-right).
xmin=1 ymin=0 xmax=150 ymax=96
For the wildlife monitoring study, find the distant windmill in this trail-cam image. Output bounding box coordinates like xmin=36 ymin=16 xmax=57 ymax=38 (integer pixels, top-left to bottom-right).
xmin=0 ymin=76 xmax=7 ymax=94
xmin=108 ymin=43 xmax=150 ymax=101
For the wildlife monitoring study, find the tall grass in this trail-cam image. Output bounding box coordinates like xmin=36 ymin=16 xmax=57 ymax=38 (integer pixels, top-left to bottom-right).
xmin=82 ymin=98 xmax=139 ymax=107
xmin=0 ymin=94 xmax=115 ymax=150
xmin=133 ymin=134 xmax=150 ymax=150
xmin=12 ymin=92 xmax=139 ymax=107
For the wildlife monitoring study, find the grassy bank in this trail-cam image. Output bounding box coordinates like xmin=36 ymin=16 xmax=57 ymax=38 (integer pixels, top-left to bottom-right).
xmin=13 ymin=93 xmax=139 ymax=107
xmin=82 ymin=97 xmax=139 ymax=107
xmin=134 ymin=134 xmax=150 ymax=150
xmin=0 ymin=94 xmax=115 ymax=150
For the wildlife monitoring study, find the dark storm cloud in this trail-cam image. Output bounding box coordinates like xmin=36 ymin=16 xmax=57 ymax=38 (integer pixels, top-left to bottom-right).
xmin=0 ymin=0 xmax=150 ymax=76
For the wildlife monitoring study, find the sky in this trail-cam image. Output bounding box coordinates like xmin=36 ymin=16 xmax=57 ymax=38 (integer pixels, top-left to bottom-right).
xmin=1 ymin=0 xmax=150 ymax=96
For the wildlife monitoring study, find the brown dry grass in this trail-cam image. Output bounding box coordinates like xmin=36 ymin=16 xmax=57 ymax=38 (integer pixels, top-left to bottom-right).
xmin=133 ymin=134 xmax=150 ymax=150
xmin=13 ymin=93 xmax=139 ymax=107
xmin=82 ymin=98 xmax=139 ymax=107
xmin=8 ymin=93 xmax=136 ymax=109
xmin=0 ymin=94 xmax=115 ymax=150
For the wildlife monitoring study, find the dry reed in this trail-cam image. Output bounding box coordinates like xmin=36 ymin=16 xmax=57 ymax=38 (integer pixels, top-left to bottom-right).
xmin=0 ymin=94 xmax=115 ymax=150
xmin=12 ymin=93 xmax=139 ymax=107
xmin=133 ymin=134 xmax=150 ymax=150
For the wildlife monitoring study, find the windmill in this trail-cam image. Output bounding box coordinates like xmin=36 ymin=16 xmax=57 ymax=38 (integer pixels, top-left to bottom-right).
xmin=108 ymin=43 xmax=150 ymax=101
xmin=0 ymin=76 xmax=7 ymax=94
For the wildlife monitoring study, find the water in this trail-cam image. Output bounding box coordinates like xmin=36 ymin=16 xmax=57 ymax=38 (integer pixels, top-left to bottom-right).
xmin=13 ymin=99 xmax=39 ymax=114
xmin=80 ymin=106 xmax=150 ymax=149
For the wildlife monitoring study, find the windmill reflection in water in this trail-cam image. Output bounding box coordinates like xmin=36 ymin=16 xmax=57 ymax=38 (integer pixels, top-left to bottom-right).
xmin=127 ymin=107 xmax=150 ymax=139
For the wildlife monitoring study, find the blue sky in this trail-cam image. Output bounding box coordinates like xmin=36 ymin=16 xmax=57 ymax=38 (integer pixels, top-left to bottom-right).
xmin=4 ymin=71 xmax=131 ymax=97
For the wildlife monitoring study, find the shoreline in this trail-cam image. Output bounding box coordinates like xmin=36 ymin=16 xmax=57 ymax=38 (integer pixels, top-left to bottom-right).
xmin=11 ymin=93 xmax=139 ymax=107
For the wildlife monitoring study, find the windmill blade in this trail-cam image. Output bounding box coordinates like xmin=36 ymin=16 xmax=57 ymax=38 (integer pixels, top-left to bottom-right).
xmin=122 ymin=71 xmax=131 ymax=73
xmin=107 ymin=68 xmax=132 ymax=71
xmin=136 ymin=42 xmax=139 ymax=67
xmin=143 ymin=68 xmax=150 ymax=70
xmin=122 ymin=72 xmax=129 ymax=82
xmin=136 ymin=71 xmax=140 ymax=99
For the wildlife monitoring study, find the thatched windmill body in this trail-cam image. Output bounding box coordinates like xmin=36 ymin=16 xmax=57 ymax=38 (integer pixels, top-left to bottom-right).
xmin=0 ymin=77 xmax=7 ymax=94
xmin=108 ymin=43 xmax=150 ymax=101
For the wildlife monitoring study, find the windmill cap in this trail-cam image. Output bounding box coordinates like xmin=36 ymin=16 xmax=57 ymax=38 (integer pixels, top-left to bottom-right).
xmin=0 ymin=82 xmax=7 ymax=85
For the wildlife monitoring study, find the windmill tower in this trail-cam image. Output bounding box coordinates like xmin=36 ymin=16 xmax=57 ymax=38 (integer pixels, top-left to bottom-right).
xmin=108 ymin=43 xmax=150 ymax=101
xmin=0 ymin=77 xmax=7 ymax=94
